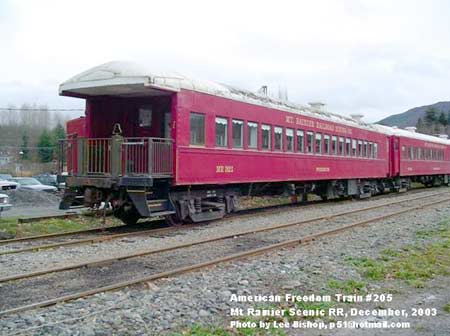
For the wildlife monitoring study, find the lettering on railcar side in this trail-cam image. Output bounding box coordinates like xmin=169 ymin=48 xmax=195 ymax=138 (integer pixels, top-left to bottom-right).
xmin=216 ymin=165 xmax=234 ymax=173
xmin=285 ymin=116 xmax=352 ymax=135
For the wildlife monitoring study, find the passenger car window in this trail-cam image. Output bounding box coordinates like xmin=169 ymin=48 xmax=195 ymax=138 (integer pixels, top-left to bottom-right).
xmin=306 ymin=132 xmax=314 ymax=153
xmin=261 ymin=124 xmax=271 ymax=150
xmin=331 ymin=136 xmax=337 ymax=155
xmin=339 ymin=137 xmax=345 ymax=156
xmin=315 ymin=133 xmax=322 ymax=154
xmin=297 ymin=130 xmax=304 ymax=152
xmin=247 ymin=122 xmax=258 ymax=148
xmin=215 ymin=117 xmax=228 ymax=147
xmin=286 ymin=128 xmax=294 ymax=152
xmin=190 ymin=112 xmax=205 ymax=146
xmin=232 ymin=119 xmax=243 ymax=148
xmin=274 ymin=127 xmax=283 ymax=150
xmin=352 ymin=139 xmax=357 ymax=156
xmin=324 ymin=135 xmax=330 ymax=154
xmin=345 ymin=138 xmax=351 ymax=157
xmin=358 ymin=140 xmax=363 ymax=157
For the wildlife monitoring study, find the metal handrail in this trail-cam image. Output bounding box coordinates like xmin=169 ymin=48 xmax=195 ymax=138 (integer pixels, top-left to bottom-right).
xmin=58 ymin=136 xmax=173 ymax=178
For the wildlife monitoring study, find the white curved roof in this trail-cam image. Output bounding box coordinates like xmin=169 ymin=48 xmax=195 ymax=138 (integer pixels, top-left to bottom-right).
xmin=59 ymin=61 xmax=450 ymax=144
xmin=372 ymin=124 xmax=450 ymax=145
xmin=60 ymin=61 xmax=375 ymax=131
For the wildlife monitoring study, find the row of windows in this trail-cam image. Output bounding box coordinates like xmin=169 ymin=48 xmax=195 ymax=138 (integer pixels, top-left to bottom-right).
xmin=190 ymin=113 xmax=379 ymax=158
xmin=402 ymin=146 xmax=445 ymax=161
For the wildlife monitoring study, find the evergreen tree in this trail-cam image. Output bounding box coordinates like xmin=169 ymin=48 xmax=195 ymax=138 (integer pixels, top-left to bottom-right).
xmin=51 ymin=123 xmax=66 ymax=162
xmin=438 ymin=111 xmax=447 ymax=126
xmin=424 ymin=107 xmax=437 ymax=125
xmin=416 ymin=117 xmax=424 ymax=131
xmin=20 ymin=133 xmax=30 ymax=160
xmin=37 ymin=129 xmax=53 ymax=162
xmin=51 ymin=123 xmax=66 ymax=146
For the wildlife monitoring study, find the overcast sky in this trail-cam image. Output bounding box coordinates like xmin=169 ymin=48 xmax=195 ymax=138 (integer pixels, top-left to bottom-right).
xmin=1 ymin=0 xmax=450 ymax=122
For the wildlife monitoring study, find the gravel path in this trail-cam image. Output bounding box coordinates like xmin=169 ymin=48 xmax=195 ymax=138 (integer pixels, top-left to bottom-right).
xmin=1 ymin=188 xmax=450 ymax=335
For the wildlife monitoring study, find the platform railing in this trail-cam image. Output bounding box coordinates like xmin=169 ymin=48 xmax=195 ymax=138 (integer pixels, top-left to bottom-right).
xmin=58 ymin=136 xmax=173 ymax=178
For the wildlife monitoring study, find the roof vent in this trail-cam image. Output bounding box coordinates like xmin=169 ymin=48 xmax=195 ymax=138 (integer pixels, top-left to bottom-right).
xmin=309 ymin=102 xmax=325 ymax=112
xmin=258 ymin=85 xmax=268 ymax=96
xmin=350 ymin=114 xmax=364 ymax=122
xmin=438 ymin=134 xmax=448 ymax=139
xmin=405 ymin=127 xmax=417 ymax=133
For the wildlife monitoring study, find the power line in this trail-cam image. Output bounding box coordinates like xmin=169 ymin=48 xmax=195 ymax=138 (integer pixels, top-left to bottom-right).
xmin=0 ymin=107 xmax=84 ymax=111
xmin=0 ymin=145 xmax=56 ymax=149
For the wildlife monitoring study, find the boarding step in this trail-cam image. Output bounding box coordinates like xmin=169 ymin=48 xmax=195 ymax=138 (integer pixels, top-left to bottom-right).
xmin=147 ymin=199 xmax=171 ymax=212
xmin=149 ymin=210 xmax=176 ymax=218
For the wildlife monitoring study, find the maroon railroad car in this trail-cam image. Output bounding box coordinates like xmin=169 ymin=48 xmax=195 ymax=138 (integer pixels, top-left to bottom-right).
xmin=57 ymin=62 xmax=450 ymax=224
xmin=374 ymin=125 xmax=450 ymax=186
xmin=66 ymin=116 xmax=87 ymax=137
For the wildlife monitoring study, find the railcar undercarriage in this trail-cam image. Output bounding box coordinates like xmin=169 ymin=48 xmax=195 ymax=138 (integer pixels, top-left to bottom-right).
xmin=60 ymin=174 xmax=449 ymax=226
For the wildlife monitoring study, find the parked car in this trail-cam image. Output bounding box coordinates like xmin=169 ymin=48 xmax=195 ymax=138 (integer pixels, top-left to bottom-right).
xmin=33 ymin=174 xmax=58 ymax=187
xmin=0 ymin=193 xmax=11 ymax=215
xmin=0 ymin=178 xmax=19 ymax=191
xmin=0 ymin=174 xmax=12 ymax=180
xmin=9 ymin=177 xmax=58 ymax=193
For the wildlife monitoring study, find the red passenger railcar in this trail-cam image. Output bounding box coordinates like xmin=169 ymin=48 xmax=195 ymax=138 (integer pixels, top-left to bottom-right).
xmin=57 ymin=62 xmax=450 ymax=224
xmin=374 ymin=125 xmax=450 ymax=186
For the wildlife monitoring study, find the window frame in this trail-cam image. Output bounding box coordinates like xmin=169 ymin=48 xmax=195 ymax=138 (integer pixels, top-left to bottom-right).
xmin=324 ymin=134 xmax=330 ymax=154
xmin=338 ymin=137 xmax=345 ymax=156
xmin=331 ymin=136 xmax=338 ymax=155
xmin=261 ymin=124 xmax=271 ymax=150
xmin=231 ymin=119 xmax=244 ymax=148
xmin=189 ymin=112 xmax=205 ymax=146
xmin=274 ymin=126 xmax=283 ymax=151
xmin=306 ymin=131 xmax=314 ymax=153
xmin=215 ymin=116 xmax=229 ymax=147
xmin=286 ymin=128 xmax=294 ymax=152
xmin=297 ymin=130 xmax=305 ymax=153
xmin=247 ymin=121 xmax=258 ymax=149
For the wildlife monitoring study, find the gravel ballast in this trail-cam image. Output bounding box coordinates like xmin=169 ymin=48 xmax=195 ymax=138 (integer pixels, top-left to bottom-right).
xmin=1 ymin=188 xmax=450 ymax=335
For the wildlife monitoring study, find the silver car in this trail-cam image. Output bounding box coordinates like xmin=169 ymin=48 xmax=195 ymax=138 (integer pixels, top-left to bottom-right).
xmin=0 ymin=178 xmax=19 ymax=191
xmin=9 ymin=177 xmax=58 ymax=193
xmin=0 ymin=193 xmax=11 ymax=215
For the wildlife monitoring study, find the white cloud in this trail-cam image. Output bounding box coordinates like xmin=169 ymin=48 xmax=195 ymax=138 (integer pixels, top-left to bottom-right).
xmin=1 ymin=0 xmax=450 ymax=122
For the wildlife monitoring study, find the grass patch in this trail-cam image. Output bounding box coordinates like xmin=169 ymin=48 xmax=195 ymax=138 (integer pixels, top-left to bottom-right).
xmin=444 ymin=303 xmax=450 ymax=313
xmin=346 ymin=256 xmax=386 ymax=280
xmin=0 ymin=215 xmax=122 ymax=238
xmin=327 ymin=279 xmax=367 ymax=294
xmin=347 ymin=219 xmax=450 ymax=285
xmin=173 ymin=325 xmax=230 ymax=336
xmin=173 ymin=323 xmax=286 ymax=336
xmin=347 ymin=235 xmax=450 ymax=285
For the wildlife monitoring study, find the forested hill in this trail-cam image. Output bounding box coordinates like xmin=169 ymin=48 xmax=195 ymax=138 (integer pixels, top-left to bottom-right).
xmin=378 ymin=101 xmax=450 ymax=128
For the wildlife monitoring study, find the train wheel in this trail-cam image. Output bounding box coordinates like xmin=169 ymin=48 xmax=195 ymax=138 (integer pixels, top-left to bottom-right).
xmin=164 ymin=214 xmax=183 ymax=226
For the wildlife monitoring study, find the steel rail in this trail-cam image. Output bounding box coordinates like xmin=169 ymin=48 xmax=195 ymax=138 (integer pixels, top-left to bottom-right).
xmin=0 ymin=224 xmax=196 ymax=256
xmin=0 ymin=226 xmax=119 ymax=246
xmin=1 ymin=194 xmax=448 ymax=317
xmin=0 ymin=189 xmax=446 ymax=255
xmin=1 ymin=191 xmax=447 ymax=284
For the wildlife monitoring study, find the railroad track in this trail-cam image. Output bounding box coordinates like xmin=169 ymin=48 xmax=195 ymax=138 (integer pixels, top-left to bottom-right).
xmin=0 ymin=189 xmax=449 ymax=316
xmin=0 ymin=187 xmax=439 ymax=255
